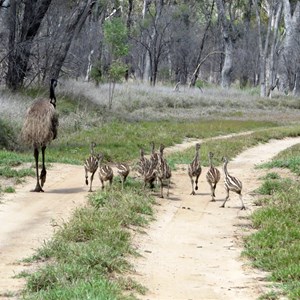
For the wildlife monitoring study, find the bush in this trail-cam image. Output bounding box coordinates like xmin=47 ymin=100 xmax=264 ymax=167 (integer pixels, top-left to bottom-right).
xmin=0 ymin=119 xmax=18 ymax=150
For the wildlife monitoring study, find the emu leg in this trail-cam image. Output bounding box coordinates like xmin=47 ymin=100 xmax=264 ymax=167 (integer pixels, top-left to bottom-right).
xmin=239 ymin=193 xmax=246 ymax=210
xmin=159 ymin=178 xmax=164 ymax=198
xmin=40 ymin=146 xmax=47 ymax=187
xmin=195 ymin=175 xmax=199 ymax=191
xmin=210 ymin=184 xmax=215 ymax=201
xmin=32 ymin=147 xmax=44 ymax=192
xmin=220 ymin=189 xmax=229 ymax=208
xmin=89 ymin=172 xmax=95 ymax=192
xmin=166 ymin=179 xmax=170 ymax=197
xmin=85 ymin=167 xmax=89 ymax=186
xmin=190 ymin=178 xmax=195 ymax=195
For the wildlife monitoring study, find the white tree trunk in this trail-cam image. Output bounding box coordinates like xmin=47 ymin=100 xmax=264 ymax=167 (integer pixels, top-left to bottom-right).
xmin=215 ymin=0 xmax=233 ymax=88
xmin=278 ymin=0 xmax=300 ymax=94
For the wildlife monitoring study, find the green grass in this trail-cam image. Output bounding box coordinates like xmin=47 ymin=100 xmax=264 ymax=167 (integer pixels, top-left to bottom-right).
xmin=244 ymin=149 xmax=300 ymax=299
xmin=10 ymin=119 xmax=276 ymax=166
xmin=259 ymin=144 xmax=300 ymax=175
xmin=22 ymin=182 xmax=154 ymax=299
xmin=4 ymin=186 xmax=15 ymax=193
xmin=168 ymin=124 xmax=300 ymax=167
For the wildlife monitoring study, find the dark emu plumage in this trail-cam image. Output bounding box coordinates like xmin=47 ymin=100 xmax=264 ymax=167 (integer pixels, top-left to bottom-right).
xmin=21 ymin=79 xmax=58 ymax=192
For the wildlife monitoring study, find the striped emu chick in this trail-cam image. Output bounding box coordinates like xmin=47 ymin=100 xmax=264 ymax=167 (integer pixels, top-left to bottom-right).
xmin=137 ymin=148 xmax=156 ymax=189
xmin=156 ymin=144 xmax=172 ymax=198
xmin=115 ymin=162 xmax=130 ymax=189
xmin=21 ymin=79 xmax=58 ymax=192
xmin=137 ymin=148 xmax=150 ymax=177
xmin=206 ymin=152 xmax=221 ymax=201
xmin=84 ymin=142 xmax=99 ymax=192
xmin=221 ymin=157 xmax=245 ymax=210
xmin=98 ymin=153 xmax=114 ymax=190
xmin=150 ymin=141 xmax=159 ymax=169
xmin=188 ymin=143 xmax=202 ymax=195
xmin=143 ymin=157 xmax=157 ymax=190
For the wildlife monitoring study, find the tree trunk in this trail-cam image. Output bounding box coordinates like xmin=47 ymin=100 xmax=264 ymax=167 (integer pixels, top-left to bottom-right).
xmin=6 ymin=0 xmax=52 ymax=90
xmin=278 ymin=0 xmax=300 ymax=94
xmin=252 ymin=0 xmax=273 ymax=97
xmin=189 ymin=1 xmax=214 ymax=88
xmin=142 ymin=0 xmax=151 ymax=82
xmin=293 ymin=68 xmax=300 ymax=96
xmin=267 ymin=1 xmax=282 ymax=98
xmin=215 ymin=0 xmax=233 ymax=88
xmin=47 ymin=0 xmax=95 ymax=80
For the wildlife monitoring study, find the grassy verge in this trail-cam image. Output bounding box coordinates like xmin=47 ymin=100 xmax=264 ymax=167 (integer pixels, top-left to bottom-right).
xmin=168 ymin=124 xmax=300 ymax=167
xmin=21 ymin=178 xmax=154 ymax=299
xmin=243 ymin=145 xmax=300 ymax=299
xmin=46 ymin=119 xmax=277 ymax=164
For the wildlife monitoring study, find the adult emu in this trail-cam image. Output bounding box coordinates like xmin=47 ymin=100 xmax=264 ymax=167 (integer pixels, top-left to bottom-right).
xmin=21 ymin=79 xmax=58 ymax=192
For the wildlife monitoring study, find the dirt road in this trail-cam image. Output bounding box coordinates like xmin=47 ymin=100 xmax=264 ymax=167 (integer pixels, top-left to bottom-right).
xmin=1 ymin=136 xmax=300 ymax=299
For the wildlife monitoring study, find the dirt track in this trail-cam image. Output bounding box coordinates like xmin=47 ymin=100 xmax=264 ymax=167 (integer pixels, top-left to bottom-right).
xmin=1 ymin=136 xmax=300 ymax=299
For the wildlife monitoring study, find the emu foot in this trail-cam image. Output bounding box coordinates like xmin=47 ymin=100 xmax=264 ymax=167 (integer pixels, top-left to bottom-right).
xmin=190 ymin=191 xmax=196 ymax=195
xmin=40 ymin=169 xmax=47 ymax=187
xmin=241 ymin=206 xmax=246 ymax=210
xmin=31 ymin=183 xmax=44 ymax=192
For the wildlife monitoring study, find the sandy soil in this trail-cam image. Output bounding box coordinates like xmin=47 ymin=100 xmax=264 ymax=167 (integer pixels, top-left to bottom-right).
xmin=1 ymin=136 xmax=300 ymax=299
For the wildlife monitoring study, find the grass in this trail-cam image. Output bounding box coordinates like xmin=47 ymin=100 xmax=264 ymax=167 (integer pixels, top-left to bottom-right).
xmin=259 ymin=144 xmax=300 ymax=176
xmin=168 ymin=124 xmax=300 ymax=167
xmin=243 ymin=147 xmax=300 ymax=299
xmin=21 ymin=181 xmax=154 ymax=299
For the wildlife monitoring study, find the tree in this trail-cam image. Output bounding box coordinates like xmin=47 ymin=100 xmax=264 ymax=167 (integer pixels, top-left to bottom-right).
xmin=278 ymin=0 xmax=300 ymax=95
xmin=136 ymin=0 xmax=172 ymax=86
xmin=103 ymin=17 xmax=128 ymax=109
xmin=46 ymin=0 xmax=96 ymax=81
xmin=6 ymin=0 xmax=52 ymax=90
xmin=189 ymin=0 xmax=215 ymax=87
xmin=215 ymin=0 xmax=234 ymax=88
xmin=252 ymin=0 xmax=282 ymax=97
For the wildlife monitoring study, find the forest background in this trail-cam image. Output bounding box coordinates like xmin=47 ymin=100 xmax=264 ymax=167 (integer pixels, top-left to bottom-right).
xmin=0 ymin=0 xmax=299 ymax=98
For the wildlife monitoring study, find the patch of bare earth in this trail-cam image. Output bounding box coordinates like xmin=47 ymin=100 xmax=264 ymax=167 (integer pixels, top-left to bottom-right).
xmin=1 ymin=136 xmax=300 ymax=299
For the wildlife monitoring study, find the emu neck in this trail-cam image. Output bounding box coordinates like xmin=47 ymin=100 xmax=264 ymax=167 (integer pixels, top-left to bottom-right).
xmin=223 ymin=162 xmax=229 ymax=176
xmin=193 ymin=150 xmax=199 ymax=163
xmin=209 ymin=157 xmax=213 ymax=167
xmin=50 ymin=85 xmax=56 ymax=108
xmin=90 ymin=145 xmax=95 ymax=156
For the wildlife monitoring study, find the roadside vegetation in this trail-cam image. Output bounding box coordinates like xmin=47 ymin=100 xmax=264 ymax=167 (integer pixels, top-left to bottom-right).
xmin=1 ymin=80 xmax=300 ymax=299
xmin=244 ymin=144 xmax=300 ymax=300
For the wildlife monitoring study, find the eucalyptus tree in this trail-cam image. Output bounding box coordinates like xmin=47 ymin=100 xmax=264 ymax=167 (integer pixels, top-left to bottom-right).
xmin=189 ymin=0 xmax=215 ymax=87
xmin=103 ymin=17 xmax=129 ymax=108
xmin=252 ymin=0 xmax=282 ymax=97
xmin=44 ymin=0 xmax=96 ymax=81
xmin=5 ymin=0 xmax=52 ymax=90
xmin=215 ymin=0 xmax=234 ymax=88
xmin=279 ymin=0 xmax=300 ymax=96
xmin=134 ymin=0 xmax=174 ymax=86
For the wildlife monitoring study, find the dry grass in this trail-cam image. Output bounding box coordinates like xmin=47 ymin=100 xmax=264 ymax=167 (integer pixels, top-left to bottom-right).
xmin=0 ymin=88 xmax=30 ymax=125
xmin=1 ymin=79 xmax=300 ymax=133
xmin=62 ymin=79 xmax=300 ymax=124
